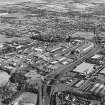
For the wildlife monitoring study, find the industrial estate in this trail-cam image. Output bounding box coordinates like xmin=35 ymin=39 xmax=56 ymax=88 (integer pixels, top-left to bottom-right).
xmin=0 ymin=0 xmax=105 ymax=105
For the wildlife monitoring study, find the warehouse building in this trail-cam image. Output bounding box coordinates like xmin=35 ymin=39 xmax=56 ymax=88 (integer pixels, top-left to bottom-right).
xmin=91 ymin=54 xmax=103 ymax=59
xmin=74 ymin=42 xmax=94 ymax=55
xmin=86 ymin=54 xmax=104 ymax=65
xmin=73 ymin=62 xmax=95 ymax=74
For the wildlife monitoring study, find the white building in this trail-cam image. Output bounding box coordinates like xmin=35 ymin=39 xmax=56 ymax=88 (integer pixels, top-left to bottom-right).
xmin=73 ymin=62 xmax=94 ymax=74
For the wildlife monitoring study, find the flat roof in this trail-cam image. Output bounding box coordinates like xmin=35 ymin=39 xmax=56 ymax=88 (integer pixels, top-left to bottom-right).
xmin=73 ymin=62 xmax=94 ymax=74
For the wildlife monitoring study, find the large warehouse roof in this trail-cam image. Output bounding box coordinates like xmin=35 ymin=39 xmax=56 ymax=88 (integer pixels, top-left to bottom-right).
xmin=73 ymin=62 xmax=94 ymax=74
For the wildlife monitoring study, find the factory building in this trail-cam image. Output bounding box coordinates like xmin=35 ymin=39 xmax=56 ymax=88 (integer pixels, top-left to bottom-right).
xmin=91 ymin=54 xmax=103 ymax=59
xmin=74 ymin=42 xmax=94 ymax=55
xmin=73 ymin=62 xmax=95 ymax=75
xmin=86 ymin=54 xmax=104 ymax=65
